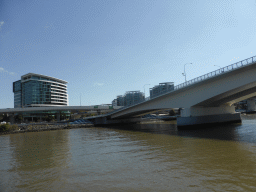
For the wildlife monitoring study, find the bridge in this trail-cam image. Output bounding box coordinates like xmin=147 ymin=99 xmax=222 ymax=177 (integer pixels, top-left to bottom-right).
xmin=0 ymin=106 xmax=123 ymax=123
xmin=91 ymin=56 xmax=256 ymax=127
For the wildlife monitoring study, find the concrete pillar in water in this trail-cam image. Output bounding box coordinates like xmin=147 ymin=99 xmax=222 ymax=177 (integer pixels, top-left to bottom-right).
xmin=177 ymin=105 xmax=241 ymax=128
xmin=247 ymin=98 xmax=256 ymax=112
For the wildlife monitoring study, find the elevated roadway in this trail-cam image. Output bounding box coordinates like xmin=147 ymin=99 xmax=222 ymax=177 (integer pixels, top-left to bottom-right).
xmin=0 ymin=106 xmax=123 ymax=123
xmin=96 ymin=56 xmax=256 ymax=127
xmin=0 ymin=105 xmax=122 ymax=113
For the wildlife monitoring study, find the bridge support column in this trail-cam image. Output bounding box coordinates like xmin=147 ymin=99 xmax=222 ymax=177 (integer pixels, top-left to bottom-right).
xmin=177 ymin=106 xmax=241 ymax=128
xmin=94 ymin=117 xmax=107 ymax=124
xmin=247 ymin=98 xmax=256 ymax=112
xmin=9 ymin=113 xmax=15 ymax=125
xmin=56 ymin=112 xmax=61 ymax=122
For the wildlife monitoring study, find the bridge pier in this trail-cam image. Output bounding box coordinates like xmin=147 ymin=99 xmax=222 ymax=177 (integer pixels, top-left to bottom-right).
xmin=9 ymin=113 xmax=15 ymax=124
xmin=56 ymin=112 xmax=61 ymax=122
xmin=177 ymin=106 xmax=241 ymax=128
xmin=247 ymin=98 xmax=256 ymax=112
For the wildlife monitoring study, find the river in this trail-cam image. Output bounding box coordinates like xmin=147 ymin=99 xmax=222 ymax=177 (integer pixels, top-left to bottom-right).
xmin=1 ymin=114 xmax=256 ymax=191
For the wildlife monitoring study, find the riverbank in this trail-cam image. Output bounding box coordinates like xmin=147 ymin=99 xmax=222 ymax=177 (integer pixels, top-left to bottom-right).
xmin=0 ymin=123 xmax=94 ymax=135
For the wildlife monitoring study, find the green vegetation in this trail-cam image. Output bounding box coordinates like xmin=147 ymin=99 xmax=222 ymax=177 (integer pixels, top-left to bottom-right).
xmin=43 ymin=115 xmax=55 ymax=122
xmin=15 ymin=115 xmax=23 ymax=123
xmin=0 ymin=124 xmax=10 ymax=132
xmin=0 ymin=124 xmax=19 ymax=132
xmin=8 ymin=124 xmax=19 ymax=131
xmin=0 ymin=114 xmax=9 ymax=122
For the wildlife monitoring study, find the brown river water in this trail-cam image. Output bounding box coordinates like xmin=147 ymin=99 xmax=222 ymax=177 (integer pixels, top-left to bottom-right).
xmin=1 ymin=114 xmax=256 ymax=191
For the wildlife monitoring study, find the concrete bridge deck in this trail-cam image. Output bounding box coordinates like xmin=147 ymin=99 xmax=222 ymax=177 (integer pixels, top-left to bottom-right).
xmin=95 ymin=56 xmax=256 ymax=127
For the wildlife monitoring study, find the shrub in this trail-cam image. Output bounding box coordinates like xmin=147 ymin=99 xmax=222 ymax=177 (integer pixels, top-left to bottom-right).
xmin=0 ymin=124 xmax=10 ymax=132
xmin=9 ymin=124 xmax=19 ymax=132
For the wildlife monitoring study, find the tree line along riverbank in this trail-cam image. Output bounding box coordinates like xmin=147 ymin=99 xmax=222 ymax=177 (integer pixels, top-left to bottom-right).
xmin=0 ymin=123 xmax=94 ymax=135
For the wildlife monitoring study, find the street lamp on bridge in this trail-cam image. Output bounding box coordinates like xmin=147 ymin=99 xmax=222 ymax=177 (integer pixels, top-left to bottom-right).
xmin=182 ymin=63 xmax=192 ymax=82
xmin=214 ymin=65 xmax=224 ymax=73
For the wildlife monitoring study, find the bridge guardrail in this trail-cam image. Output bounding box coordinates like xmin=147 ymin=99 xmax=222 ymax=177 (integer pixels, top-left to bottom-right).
xmin=175 ymin=56 xmax=256 ymax=90
xmin=106 ymin=55 xmax=256 ymax=116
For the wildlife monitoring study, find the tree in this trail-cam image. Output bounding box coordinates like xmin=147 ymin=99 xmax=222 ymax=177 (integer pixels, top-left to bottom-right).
xmin=15 ymin=115 xmax=23 ymax=122
xmin=0 ymin=124 xmax=10 ymax=132
xmin=0 ymin=114 xmax=9 ymax=122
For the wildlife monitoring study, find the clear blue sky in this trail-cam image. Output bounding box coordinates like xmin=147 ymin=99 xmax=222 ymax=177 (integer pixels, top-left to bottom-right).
xmin=1 ymin=0 xmax=256 ymax=108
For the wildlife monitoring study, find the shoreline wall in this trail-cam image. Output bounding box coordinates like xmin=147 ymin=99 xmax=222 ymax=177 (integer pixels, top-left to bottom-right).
xmin=0 ymin=123 xmax=94 ymax=135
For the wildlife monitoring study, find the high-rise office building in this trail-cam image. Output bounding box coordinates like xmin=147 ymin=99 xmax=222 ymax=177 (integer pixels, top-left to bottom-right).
xmin=13 ymin=73 xmax=68 ymax=108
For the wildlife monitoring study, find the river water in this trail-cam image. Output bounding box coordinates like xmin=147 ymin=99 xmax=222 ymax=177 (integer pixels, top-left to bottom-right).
xmin=1 ymin=114 xmax=256 ymax=191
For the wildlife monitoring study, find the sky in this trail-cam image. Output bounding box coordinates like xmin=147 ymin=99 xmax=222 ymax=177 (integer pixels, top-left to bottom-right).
xmin=1 ymin=0 xmax=256 ymax=108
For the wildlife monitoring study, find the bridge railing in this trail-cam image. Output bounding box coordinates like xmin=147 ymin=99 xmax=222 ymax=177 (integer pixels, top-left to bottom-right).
xmin=175 ymin=56 xmax=256 ymax=90
xmin=107 ymin=55 xmax=256 ymax=116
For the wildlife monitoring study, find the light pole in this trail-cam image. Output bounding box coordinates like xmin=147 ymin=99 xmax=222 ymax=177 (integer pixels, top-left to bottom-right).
xmin=214 ymin=65 xmax=223 ymax=73
xmin=182 ymin=63 xmax=192 ymax=82
xmin=143 ymin=84 xmax=150 ymax=98
xmin=214 ymin=65 xmax=221 ymax=69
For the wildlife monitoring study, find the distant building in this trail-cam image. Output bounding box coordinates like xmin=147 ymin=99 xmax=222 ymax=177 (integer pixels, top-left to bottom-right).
xmin=13 ymin=73 xmax=68 ymax=108
xmin=124 ymin=91 xmax=145 ymax=106
xmin=150 ymin=82 xmax=174 ymax=99
xmin=114 ymin=91 xmax=145 ymax=107
xmin=117 ymin=95 xmax=124 ymax=106
xmin=112 ymin=99 xmax=117 ymax=107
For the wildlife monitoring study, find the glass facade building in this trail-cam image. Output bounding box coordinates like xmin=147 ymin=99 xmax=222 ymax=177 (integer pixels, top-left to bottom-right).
xmin=13 ymin=73 xmax=68 ymax=108
xmin=150 ymin=82 xmax=174 ymax=99
xmin=114 ymin=91 xmax=145 ymax=107
xmin=13 ymin=80 xmax=22 ymax=108
xmin=124 ymin=91 xmax=145 ymax=106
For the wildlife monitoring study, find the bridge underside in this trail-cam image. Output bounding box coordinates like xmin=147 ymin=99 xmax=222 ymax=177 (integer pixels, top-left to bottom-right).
xmin=194 ymin=82 xmax=256 ymax=107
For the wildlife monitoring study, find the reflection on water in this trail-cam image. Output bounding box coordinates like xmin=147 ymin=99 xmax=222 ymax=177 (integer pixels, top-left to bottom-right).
xmin=0 ymin=131 xmax=70 ymax=191
xmin=1 ymin=114 xmax=256 ymax=191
